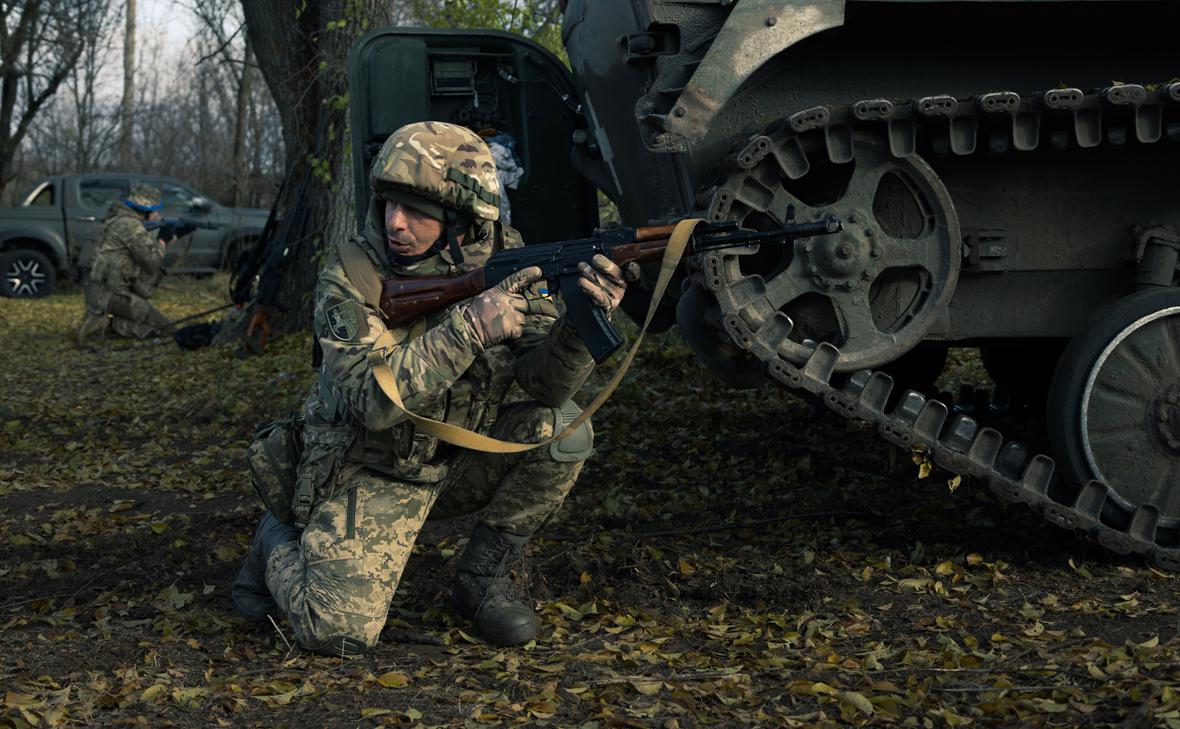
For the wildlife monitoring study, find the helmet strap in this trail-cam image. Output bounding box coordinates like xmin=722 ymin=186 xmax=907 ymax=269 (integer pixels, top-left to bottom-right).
xmin=443 ymin=209 xmax=466 ymax=265
xmin=390 ymin=208 xmax=473 ymax=267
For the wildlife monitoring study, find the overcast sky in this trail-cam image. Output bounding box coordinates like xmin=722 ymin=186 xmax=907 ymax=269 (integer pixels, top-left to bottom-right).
xmin=90 ymin=0 xmax=212 ymax=97
xmin=140 ymin=0 xmax=200 ymax=67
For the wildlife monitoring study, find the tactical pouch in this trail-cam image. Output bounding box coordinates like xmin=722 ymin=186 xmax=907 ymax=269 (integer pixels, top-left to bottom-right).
xmin=464 ymin=346 xmax=517 ymax=435
xmin=392 ymin=422 xmax=439 ymax=464
xmin=291 ymin=424 xmax=354 ymax=526
xmin=245 ymin=414 xmax=304 ymax=524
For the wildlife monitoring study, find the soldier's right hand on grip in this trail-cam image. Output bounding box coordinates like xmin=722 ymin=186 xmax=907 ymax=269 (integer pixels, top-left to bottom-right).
xmin=463 ymin=266 xmax=543 ymax=347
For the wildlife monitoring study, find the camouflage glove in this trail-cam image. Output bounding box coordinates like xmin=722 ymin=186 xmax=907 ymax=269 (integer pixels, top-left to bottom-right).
xmin=463 ymin=266 xmax=543 ymax=347
xmin=576 ymin=254 xmax=628 ymax=313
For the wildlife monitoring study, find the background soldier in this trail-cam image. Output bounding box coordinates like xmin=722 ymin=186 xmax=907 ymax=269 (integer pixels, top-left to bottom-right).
xmin=232 ymin=122 xmax=628 ymax=655
xmin=77 ymin=184 xmax=176 ymax=343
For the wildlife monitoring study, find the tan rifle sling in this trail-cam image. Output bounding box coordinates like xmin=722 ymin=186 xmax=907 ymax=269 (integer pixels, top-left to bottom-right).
xmin=337 ymin=239 xmax=384 ymax=310
xmin=358 ymin=219 xmax=703 ymax=453
xmin=338 ymin=238 xmax=427 ymax=341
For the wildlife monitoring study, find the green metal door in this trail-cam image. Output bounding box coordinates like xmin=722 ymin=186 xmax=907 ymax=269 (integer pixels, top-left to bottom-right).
xmin=348 ymin=28 xmax=598 ymax=243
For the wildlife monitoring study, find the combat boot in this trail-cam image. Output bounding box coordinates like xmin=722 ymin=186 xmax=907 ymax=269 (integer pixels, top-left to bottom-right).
xmin=452 ymin=522 xmax=540 ymax=646
xmin=76 ymin=312 xmax=107 ymax=345
xmin=232 ymin=511 xmax=301 ymax=622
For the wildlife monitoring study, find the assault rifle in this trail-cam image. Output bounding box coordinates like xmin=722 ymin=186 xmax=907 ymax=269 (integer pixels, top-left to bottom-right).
xmin=380 ymin=216 xmax=842 ymax=363
xmin=144 ymin=217 xmax=217 ymax=243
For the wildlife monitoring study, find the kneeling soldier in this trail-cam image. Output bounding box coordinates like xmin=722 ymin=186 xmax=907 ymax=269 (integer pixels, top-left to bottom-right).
xmin=77 ymin=183 xmax=174 ymax=343
xmin=232 ymin=122 xmax=627 ymax=654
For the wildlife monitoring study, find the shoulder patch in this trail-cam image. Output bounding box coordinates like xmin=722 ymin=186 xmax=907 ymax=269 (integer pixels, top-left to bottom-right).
xmin=325 ymin=297 xmax=369 ymax=341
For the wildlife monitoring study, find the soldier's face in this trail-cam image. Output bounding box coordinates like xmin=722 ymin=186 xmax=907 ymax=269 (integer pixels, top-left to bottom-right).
xmin=385 ymin=200 xmax=443 ymax=257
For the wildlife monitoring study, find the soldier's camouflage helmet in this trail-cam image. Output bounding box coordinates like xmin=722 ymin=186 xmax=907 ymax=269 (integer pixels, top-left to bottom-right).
xmin=124 ymin=183 xmax=163 ymax=213
xmin=370 ymin=121 xmax=501 ymax=223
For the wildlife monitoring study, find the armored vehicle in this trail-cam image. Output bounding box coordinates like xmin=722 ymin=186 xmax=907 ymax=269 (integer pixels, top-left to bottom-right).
xmin=349 ymin=0 xmax=1180 ymax=567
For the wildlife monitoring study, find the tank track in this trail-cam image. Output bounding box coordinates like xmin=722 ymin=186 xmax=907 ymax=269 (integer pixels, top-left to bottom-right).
xmin=694 ymin=82 xmax=1180 ymax=570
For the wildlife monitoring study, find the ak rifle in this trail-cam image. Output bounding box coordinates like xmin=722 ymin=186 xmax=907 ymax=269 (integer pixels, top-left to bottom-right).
xmin=380 ymin=217 xmax=843 ymax=363
xmin=143 ymin=217 xmax=217 ymax=241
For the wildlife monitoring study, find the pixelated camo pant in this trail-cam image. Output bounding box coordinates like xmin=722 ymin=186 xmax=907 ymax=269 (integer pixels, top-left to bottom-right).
xmin=84 ymin=283 xmax=173 ymax=339
xmin=265 ymin=400 xmax=591 ymax=653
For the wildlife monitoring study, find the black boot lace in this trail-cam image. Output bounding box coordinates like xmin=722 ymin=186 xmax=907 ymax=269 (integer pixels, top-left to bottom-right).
xmin=474 ymin=540 xmax=529 ymax=619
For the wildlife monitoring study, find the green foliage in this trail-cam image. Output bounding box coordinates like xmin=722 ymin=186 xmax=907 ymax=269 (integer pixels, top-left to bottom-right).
xmin=412 ymin=0 xmax=566 ymax=60
xmin=306 ymin=154 xmax=333 ymax=185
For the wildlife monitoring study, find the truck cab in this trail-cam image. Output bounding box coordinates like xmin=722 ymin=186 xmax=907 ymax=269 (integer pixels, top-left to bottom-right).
xmin=0 ymin=173 xmax=268 ymax=297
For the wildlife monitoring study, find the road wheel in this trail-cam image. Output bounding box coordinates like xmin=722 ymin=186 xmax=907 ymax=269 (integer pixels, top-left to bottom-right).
xmin=0 ymin=249 xmax=56 ymax=298
xmin=1047 ymin=288 xmax=1180 ymax=525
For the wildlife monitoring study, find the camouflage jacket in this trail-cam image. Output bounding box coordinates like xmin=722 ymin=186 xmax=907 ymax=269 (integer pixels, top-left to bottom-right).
xmin=90 ymin=204 xmax=164 ymax=294
xmin=304 ymin=219 xmax=595 ymax=483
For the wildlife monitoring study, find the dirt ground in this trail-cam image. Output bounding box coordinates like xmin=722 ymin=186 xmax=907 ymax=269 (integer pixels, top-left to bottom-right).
xmin=1 ymin=276 xmax=1178 ymax=728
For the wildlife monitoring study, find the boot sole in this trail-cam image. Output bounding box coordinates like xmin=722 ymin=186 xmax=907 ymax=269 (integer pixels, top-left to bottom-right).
xmin=475 ymin=616 xmax=540 ymax=647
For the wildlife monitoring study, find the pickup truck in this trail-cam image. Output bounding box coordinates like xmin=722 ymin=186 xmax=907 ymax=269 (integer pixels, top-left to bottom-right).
xmin=0 ymin=172 xmax=269 ymax=297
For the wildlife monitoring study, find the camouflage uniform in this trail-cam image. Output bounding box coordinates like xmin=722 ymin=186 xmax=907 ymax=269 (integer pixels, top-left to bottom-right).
xmin=239 ymin=122 xmax=599 ymax=654
xmin=79 ymin=185 xmax=173 ymax=341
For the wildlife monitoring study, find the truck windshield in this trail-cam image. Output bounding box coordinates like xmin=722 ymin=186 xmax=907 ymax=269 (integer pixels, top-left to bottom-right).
xmin=160 ymin=182 xmax=216 ymax=209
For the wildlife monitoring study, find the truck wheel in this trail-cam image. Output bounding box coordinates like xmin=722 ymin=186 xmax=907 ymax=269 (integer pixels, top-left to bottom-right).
xmin=220 ymin=238 xmax=252 ymax=272
xmin=1047 ymin=287 xmax=1180 ymax=525
xmin=0 ymin=249 xmax=56 ymax=298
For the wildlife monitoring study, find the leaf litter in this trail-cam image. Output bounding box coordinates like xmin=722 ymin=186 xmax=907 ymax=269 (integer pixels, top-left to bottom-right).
xmin=1 ymin=276 xmax=1178 ymax=727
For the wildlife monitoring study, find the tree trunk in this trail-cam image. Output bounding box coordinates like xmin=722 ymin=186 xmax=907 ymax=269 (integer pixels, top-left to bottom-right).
xmin=219 ymin=0 xmax=393 ymax=343
xmin=118 ymin=0 xmax=135 ymax=168
xmin=230 ymin=38 xmax=252 ymax=208
xmin=198 ymin=64 xmax=209 ymax=183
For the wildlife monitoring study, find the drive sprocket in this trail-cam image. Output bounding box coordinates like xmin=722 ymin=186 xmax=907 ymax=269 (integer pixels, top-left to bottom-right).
xmin=701 ymin=133 xmax=960 ymax=372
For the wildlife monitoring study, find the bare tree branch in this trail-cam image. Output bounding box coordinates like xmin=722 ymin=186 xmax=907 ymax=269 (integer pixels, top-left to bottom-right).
xmin=0 ymin=0 xmax=109 ymax=195
xmin=194 ymin=21 xmax=242 ymax=67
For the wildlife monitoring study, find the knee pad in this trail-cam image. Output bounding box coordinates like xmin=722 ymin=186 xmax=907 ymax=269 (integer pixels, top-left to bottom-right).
xmin=548 ymin=400 xmax=593 ymax=463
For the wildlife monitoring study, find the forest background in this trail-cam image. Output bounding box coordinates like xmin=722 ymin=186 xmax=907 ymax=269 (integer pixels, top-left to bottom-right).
xmin=0 ymin=0 xmax=562 ymax=209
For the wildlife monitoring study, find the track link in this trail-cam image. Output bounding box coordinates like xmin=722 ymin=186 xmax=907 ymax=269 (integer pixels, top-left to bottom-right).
xmin=693 ymin=83 xmax=1180 ymax=570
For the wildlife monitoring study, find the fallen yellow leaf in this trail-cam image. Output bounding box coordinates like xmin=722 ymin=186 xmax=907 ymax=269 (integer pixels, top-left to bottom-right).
xmin=376 ymin=671 xmax=409 ymax=688
xmin=140 ymin=684 xmax=167 ymax=703
xmin=839 ymin=690 xmax=874 ymax=716
xmin=361 ymin=708 xmax=392 ymax=717
xmin=629 ymin=680 xmax=662 ymax=696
